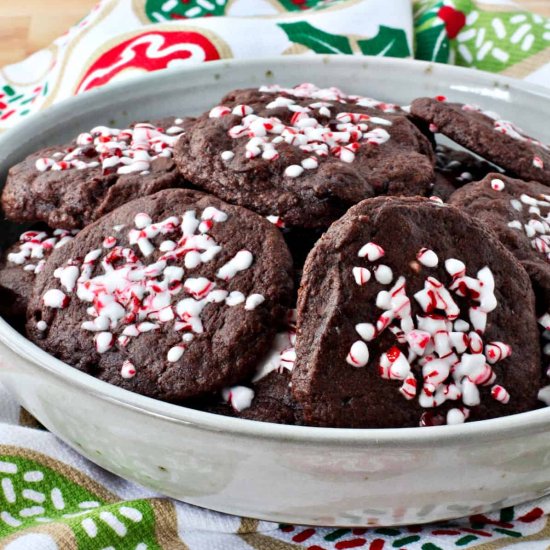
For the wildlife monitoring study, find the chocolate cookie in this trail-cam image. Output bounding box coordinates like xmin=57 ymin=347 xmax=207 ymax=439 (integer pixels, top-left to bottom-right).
xmin=2 ymin=118 xmax=193 ymax=229
xmin=203 ymin=308 xmax=300 ymax=424
xmin=206 ymin=372 xmax=299 ymax=424
xmin=293 ymin=196 xmax=540 ymax=428
xmin=410 ymin=97 xmax=550 ymax=186
xmin=175 ymin=84 xmax=435 ymax=229
xmin=450 ymin=173 xmax=550 ymax=319
xmin=27 ymin=189 xmax=293 ymax=401
xmin=0 ymin=228 xmax=76 ymax=326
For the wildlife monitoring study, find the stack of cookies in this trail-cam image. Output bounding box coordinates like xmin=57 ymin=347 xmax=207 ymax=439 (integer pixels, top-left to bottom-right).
xmin=2 ymin=83 xmax=549 ymax=428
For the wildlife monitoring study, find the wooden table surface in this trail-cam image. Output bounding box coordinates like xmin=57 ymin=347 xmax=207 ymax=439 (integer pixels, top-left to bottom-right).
xmin=0 ymin=0 xmax=548 ymax=67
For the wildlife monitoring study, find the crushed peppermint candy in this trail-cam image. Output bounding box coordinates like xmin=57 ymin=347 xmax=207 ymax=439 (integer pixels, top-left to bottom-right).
xmin=209 ymin=83 xmax=395 ymax=178
xmin=34 ymin=122 xmax=185 ymax=176
xmin=533 ymin=156 xmax=544 ymax=169
xmin=502 ymin=184 xmax=550 ymax=263
xmin=347 ymin=244 xmax=513 ymax=425
xmin=538 ymin=384 xmax=550 ymax=406
xmin=259 ymin=83 xmax=401 ymax=113
xmin=460 ymin=103 xmax=549 ymax=151
xmin=417 ymin=248 xmax=439 ymax=268
xmin=120 ymin=360 xmax=136 ymax=379
xmin=43 ymin=289 xmax=69 ymax=309
xmin=266 ymin=215 xmax=285 ymax=228
xmin=222 ymin=386 xmax=255 ymax=412
xmin=253 ymin=309 xmax=296 ymax=383
xmin=490 ymin=178 xmax=505 ymax=191
xmin=7 ymin=229 xmax=77 ymax=275
xmin=40 ymin=206 xmax=265 ymax=377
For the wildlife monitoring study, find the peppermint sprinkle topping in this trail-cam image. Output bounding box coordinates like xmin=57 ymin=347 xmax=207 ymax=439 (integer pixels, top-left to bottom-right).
xmin=374 ymin=265 xmax=393 ymax=285
xmin=217 ymin=250 xmax=254 ymax=281
xmin=120 ymin=361 xmax=136 ymax=379
xmin=505 ymin=189 xmax=550 ymax=263
xmin=266 ymin=215 xmax=285 ymax=228
xmin=167 ymin=345 xmax=185 ymax=363
xmin=348 ymin=245 xmax=512 ymax=425
xmin=284 ymin=165 xmax=304 ymax=178
xmin=212 ymin=84 xmax=395 ymax=178
xmin=40 ymin=206 xmax=263 ymax=376
xmin=353 ymin=267 xmax=370 ymax=286
xmin=346 ymin=341 xmax=369 ymax=367
xmin=253 ymin=309 xmax=297 ymax=383
xmin=461 ymin=103 xmax=548 ymax=151
xmin=358 ymin=242 xmax=385 ymax=262
xmin=8 ymin=229 xmax=76 ymax=274
xmin=245 ymin=294 xmax=265 ymax=311
xmin=533 ymin=156 xmax=544 ymax=169
xmin=490 ymin=178 xmax=505 ymax=191
xmin=446 ymin=408 xmax=470 ymax=425
xmin=417 ymin=248 xmax=439 ymax=267
xmin=95 ymin=332 xmax=114 ymax=354
xmin=43 ymin=289 xmax=69 ymax=309
xmin=34 ymin=122 xmax=185 ymax=176
xmin=223 ymin=386 xmax=255 ymax=412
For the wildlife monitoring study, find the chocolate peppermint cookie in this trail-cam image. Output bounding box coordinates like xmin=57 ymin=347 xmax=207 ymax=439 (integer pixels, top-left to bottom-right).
xmin=2 ymin=118 xmax=192 ymax=229
xmin=27 ymin=189 xmax=293 ymax=401
xmin=450 ymin=174 xmax=550 ymax=318
xmin=204 ymin=308 xmax=300 ymax=424
xmin=410 ymin=97 xmax=550 ymax=186
xmin=293 ymin=196 xmax=540 ymax=428
xmin=175 ymin=84 xmax=435 ymax=228
xmin=0 ymin=228 xmax=76 ymax=326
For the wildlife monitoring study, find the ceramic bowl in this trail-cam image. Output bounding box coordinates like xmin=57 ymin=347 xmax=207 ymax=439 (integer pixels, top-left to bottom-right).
xmin=1 ymin=56 xmax=550 ymax=527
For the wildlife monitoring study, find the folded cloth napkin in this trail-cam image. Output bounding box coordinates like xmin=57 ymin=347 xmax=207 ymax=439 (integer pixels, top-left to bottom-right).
xmin=0 ymin=0 xmax=550 ymax=548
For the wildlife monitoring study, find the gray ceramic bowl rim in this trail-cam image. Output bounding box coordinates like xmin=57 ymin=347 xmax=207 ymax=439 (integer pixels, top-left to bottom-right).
xmin=1 ymin=55 xmax=550 ymax=447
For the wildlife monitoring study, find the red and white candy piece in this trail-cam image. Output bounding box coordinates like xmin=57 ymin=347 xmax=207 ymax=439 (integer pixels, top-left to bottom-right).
xmin=209 ymin=106 xmax=231 ymax=118
xmin=95 ymin=332 xmax=114 ymax=354
xmin=490 ymin=178 xmax=505 ymax=191
xmin=43 ymin=289 xmax=69 ymax=309
xmin=417 ymin=248 xmax=438 ymax=267
xmin=533 ymin=156 xmax=544 ymax=169
xmin=346 ymin=341 xmax=369 ymax=367
xmin=446 ymin=407 xmax=469 ymax=425
xmin=491 ymin=384 xmax=510 ymax=404
xmin=358 ymin=242 xmax=385 ymax=262
xmin=352 ymin=267 xmax=371 ymax=285
xmin=222 ymin=386 xmax=255 ymax=412
xmin=120 ymin=361 xmax=136 ymax=379
xmin=485 ymin=342 xmax=512 ymax=364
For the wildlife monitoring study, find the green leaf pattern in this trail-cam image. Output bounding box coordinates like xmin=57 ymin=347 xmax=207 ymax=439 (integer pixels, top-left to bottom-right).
xmin=455 ymin=9 xmax=550 ymax=71
xmin=414 ymin=0 xmax=550 ymax=72
xmin=278 ymin=21 xmax=353 ymax=54
xmin=357 ymin=26 xmax=411 ymax=57
xmin=278 ymin=21 xmax=411 ymax=57
xmin=0 ymin=454 xmax=162 ymax=549
xmin=143 ymin=0 xmax=339 ymax=23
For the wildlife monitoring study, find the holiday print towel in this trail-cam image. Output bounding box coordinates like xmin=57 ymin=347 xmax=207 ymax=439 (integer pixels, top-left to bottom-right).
xmin=0 ymin=0 xmax=550 ymax=548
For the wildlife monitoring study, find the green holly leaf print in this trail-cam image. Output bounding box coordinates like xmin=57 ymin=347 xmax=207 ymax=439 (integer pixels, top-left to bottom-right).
xmin=415 ymin=24 xmax=451 ymax=63
xmin=278 ymin=21 xmax=353 ymax=54
xmin=357 ymin=26 xmax=411 ymax=57
xmin=454 ymin=9 xmax=550 ymax=72
xmin=144 ymin=0 xmax=228 ymax=22
xmin=0 ymin=452 xmax=163 ymax=549
xmin=143 ymin=0 xmax=341 ymax=22
xmin=276 ymin=0 xmax=341 ymax=11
